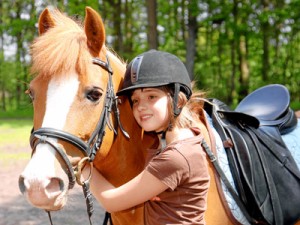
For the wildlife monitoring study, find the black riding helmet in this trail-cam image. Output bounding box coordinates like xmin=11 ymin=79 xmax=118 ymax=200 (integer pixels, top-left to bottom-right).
xmin=117 ymin=50 xmax=192 ymax=116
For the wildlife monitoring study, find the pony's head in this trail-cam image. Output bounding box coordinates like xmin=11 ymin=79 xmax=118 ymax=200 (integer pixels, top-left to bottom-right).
xmin=18 ymin=7 xmax=128 ymax=211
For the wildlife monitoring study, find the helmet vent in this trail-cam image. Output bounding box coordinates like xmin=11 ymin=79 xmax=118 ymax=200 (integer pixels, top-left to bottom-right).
xmin=130 ymin=55 xmax=144 ymax=84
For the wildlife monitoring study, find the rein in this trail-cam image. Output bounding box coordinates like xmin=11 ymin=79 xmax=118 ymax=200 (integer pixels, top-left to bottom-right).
xmin=29 ymin=55 xmax=129 ymax=225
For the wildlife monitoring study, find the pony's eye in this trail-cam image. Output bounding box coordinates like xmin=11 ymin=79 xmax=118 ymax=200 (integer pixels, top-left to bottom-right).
xmin=87 ymin=89 xmax=102 ymax=102
xmin=25 ymin=89 xmax=34 ymax=101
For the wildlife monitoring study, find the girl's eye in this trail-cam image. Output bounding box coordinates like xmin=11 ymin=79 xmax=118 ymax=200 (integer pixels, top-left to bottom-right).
xmin=25 ymin=89 xmax=34 ymax=101
xmin=149 ymin=95 xmax=156 ymax=100
xmin=87 ymin=89 xmax=102 ymax=102
xmin=131 ymin=99 xmax=138 ymax=105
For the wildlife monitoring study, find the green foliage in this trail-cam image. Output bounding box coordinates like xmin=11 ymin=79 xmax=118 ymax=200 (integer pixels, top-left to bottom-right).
xmin=1 ymin=0 xmax=300 ymax=115
xmin=0 ymin=107 xmax=33 ymax=119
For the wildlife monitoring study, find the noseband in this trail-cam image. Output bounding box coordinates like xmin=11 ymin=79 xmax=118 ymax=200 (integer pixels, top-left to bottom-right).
xmin=29 ymin=55 xmax=129 ymax=225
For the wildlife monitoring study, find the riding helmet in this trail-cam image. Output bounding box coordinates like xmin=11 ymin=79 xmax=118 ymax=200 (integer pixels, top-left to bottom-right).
xmin=117 ymin=50 xmax=192 ymax=102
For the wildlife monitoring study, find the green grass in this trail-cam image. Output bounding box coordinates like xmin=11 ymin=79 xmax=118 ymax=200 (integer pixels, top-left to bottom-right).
xmin=0 ymin=152 xmax=30 ymax=160
xmin=0 ymin=119 xmax=33 ymax=163
xmin=0 ymin=119 xmax=32 ymax=144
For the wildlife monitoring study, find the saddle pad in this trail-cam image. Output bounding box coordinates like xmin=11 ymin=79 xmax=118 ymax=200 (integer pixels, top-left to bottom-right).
xmin=207 ymin=114 xmax=250 ymax=225
xmin=208 ymin=115 xmax=300 ymax=225
xmin=282 ymin=119 xmax=300 ymax=168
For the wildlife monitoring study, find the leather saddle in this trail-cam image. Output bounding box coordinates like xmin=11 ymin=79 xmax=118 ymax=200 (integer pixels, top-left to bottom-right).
xmin=204 ymin=84 xmax=300 ymax=225
xmin=219 ymin=84 xmax=297 ymax=136
xmin=236 ymin=84 xmax=298 ymax=136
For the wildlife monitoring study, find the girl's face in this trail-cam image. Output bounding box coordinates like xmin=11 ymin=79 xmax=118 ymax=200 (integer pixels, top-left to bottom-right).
xmin=131 ymin=88 xmax=170 ymax=133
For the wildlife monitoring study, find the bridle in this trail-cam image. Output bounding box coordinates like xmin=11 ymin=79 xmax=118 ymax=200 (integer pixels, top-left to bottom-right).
xmin=29 ymin=55 xmax=129 ymax=225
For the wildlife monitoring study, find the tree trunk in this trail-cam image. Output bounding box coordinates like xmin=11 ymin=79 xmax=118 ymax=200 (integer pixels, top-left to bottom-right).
xmin=228 ymin=0 xmax=238 ymax=104
xmin=107 ymin=0 xmax=123 ymax=52
xmin=123 ymin=0 xmax=134 ymax=58
xmin=15 ymin=2 xmax=22 ymax=109
xmin=146 ymin=0 xmax=158 ymax=49
xmin=261 ymin=0 xmax=270 ymax=81
xmin=115 ymin=0 xmax=123 ymax=52
xmin=185 ymin=1 xmax=198 ymax=80
xmin=238 ymin=34 xmax=249 ymax=100
xmin=0 ymin=0 xmax=6 ymax=110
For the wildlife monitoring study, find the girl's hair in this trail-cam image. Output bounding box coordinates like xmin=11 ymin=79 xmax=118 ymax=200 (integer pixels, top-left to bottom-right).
xmin=159 ymin=86 xmax=206 ymax=131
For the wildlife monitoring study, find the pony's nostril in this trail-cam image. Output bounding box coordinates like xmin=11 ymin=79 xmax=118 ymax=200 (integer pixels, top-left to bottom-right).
xmin=57 ymin=178 xmax=64 ymax=190
xmin=18 ymin=175 xmax=64 ymax=194
xmin=46 ymin=177 xmax=65 ymax=192
xmin=18 ymin=176 xmax=26 ymax=194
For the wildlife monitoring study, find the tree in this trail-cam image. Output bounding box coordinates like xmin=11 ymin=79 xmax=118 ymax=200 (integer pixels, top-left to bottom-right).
xmin=8 ymin=0 xmax=36 ymax=109
xmin=1 ymin=0 xmax=300 ymax=112
xmin=260 ymin=0 xmax=270 ymax=82
xmin=146 ymin=0 xmax=158 ymax=49
xmin=0 ymin=0 xmax=6 ymax=110
xmin=185 ymin=0 xmax=199 ymax=80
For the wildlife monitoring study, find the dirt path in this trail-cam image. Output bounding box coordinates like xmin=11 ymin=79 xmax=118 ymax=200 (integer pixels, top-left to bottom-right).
xmin=0 ymin=146 xmax=105 ymax=225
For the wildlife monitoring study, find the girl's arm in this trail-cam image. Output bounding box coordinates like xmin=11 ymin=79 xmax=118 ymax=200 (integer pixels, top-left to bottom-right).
xmin=82 ymin=165 xmax=168 ymax=212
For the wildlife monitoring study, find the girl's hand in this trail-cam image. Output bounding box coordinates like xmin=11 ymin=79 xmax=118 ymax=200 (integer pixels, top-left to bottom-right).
xmin=80 ymin=167 xmax=168 ymax=213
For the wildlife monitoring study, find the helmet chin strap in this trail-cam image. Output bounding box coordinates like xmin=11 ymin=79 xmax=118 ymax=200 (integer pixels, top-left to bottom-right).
xmin=155 ymin=83 xmax=182 ymax=151
xmin=156 ymin=130 xmax=167 ymax=151
xmin=173 ymin=83 xmax=182 ymax=116
xmin=156 ymin=121 xmax=172 ymax=150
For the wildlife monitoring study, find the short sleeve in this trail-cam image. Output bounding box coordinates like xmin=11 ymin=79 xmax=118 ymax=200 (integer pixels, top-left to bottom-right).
xmin=145 ymin=145 xmax=190 ymax=190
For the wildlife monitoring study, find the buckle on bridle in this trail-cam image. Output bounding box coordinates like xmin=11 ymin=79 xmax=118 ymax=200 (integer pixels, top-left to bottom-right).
xmin=74 ymin=157 xmax=93 ymax=186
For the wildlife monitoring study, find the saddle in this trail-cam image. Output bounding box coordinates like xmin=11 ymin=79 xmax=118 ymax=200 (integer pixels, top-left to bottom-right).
xmin=236 ymin=84 xmax=297 ymax=137
xmin=204 ymin=84 xmax=300 ymax=225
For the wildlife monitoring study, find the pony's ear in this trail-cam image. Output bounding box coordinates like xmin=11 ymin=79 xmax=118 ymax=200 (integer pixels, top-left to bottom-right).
xmin=84 ymin=7 xmax=105 ymax=57
xmin=38 ymin=8 xmax=55 ymax=35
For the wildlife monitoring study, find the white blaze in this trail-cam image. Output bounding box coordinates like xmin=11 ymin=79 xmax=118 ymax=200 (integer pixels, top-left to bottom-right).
xmin=22 ymin=73 xmax=80 ymax=184
xmin=42 ymin=74 xmax=80 ymax=129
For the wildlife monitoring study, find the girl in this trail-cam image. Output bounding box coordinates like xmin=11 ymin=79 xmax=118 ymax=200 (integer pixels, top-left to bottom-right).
xmin=83 ymin=50 xmax=211 ymax=224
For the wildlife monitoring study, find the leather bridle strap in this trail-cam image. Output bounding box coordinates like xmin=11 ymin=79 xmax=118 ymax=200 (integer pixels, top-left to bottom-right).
xmin=31 ymin=128 xmax=88 ymax=156
xmin=29 ymin=55 xmax=116 ymax=186
xmin=92 ymin=57 xmax=129 ymax=140
xmin=31 ymin=135 xmax=76 ymax=189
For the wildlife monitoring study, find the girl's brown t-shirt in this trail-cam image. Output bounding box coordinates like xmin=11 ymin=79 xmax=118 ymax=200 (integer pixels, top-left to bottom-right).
xmin=144 ymin=127 xmax=210 ymax=225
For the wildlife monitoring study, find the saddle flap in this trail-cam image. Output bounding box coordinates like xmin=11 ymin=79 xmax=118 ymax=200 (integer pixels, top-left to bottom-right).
xmin=217 ymin=110 xmax=260 ymax=129
xmin=209 ymin=98 xmax=300 ymax=225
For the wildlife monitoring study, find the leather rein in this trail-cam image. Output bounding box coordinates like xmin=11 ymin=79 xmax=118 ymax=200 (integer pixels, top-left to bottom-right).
xmin=29 ymin=55 xmax=129 ymax=225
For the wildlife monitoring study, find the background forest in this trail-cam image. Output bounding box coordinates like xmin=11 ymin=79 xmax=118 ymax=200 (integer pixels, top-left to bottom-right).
xmin=1 ymin=0 xmax=300 ymax=115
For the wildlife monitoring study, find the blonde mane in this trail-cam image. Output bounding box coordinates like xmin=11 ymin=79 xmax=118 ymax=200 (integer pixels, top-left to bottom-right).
xmin=30 ymin=9 xmax=125 ymax=78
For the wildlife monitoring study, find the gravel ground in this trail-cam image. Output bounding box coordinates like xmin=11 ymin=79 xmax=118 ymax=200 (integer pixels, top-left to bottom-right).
xmin=0 ymin=145 xmax=105 ymax=225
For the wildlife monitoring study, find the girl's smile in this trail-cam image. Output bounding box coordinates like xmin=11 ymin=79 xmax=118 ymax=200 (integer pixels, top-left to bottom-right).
xmin=131 ymin=88 xmax=170 ymax=132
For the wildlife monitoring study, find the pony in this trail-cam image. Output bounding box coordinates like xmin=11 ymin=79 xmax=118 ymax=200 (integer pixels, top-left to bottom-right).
xmin=19 ymin=7 xmax=300 ymax=225
xmin=18 ymin=7 xmax=157 ymax=225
